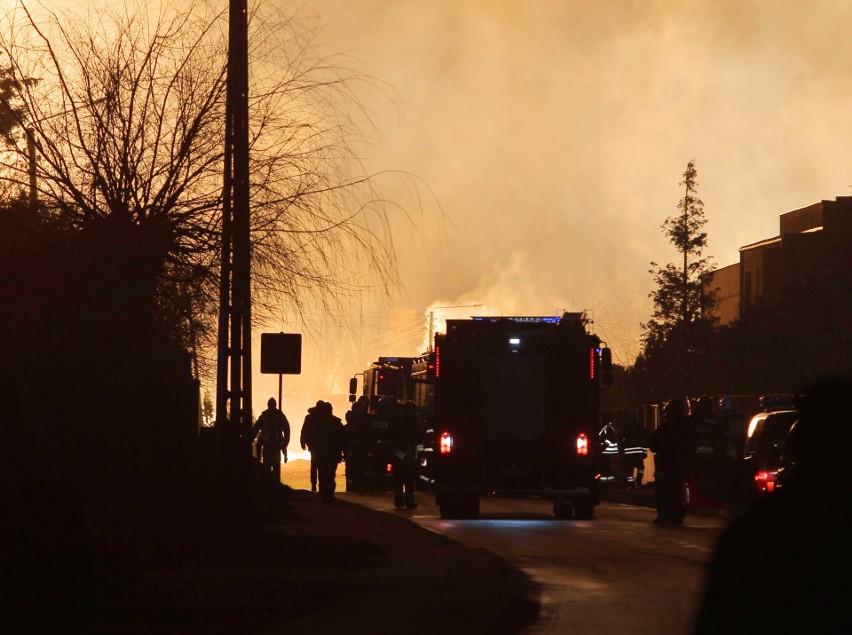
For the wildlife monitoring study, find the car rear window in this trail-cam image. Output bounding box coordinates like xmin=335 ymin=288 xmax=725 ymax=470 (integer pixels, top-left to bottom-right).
xmin=746 ymin=411 xmax=798 ymax=458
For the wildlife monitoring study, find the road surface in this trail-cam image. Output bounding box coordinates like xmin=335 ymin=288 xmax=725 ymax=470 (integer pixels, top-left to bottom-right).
xmin=341 ymin=490 xmax=726 ymax=635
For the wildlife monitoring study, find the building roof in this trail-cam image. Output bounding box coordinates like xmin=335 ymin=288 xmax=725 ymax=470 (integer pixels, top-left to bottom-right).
xmin=739 ymin=236 xmax=781 ymax=253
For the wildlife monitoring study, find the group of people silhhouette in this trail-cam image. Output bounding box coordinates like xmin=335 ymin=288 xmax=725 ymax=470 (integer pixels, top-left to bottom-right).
xmin=251 ymin=395 xmax=420 ymax=508
xmin=344 ymin=396 xmax=421 ymax=509
xmin=251 ymin=397 xmax=346 ymax=502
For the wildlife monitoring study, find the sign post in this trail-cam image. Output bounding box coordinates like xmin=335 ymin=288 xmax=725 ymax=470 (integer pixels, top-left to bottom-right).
xmin=260 ymin=333 xmax=303 ymax=409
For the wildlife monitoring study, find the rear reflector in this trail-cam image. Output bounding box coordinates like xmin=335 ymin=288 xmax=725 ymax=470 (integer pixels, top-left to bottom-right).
xmin=754 ymin=470 xmax=777 ymax=493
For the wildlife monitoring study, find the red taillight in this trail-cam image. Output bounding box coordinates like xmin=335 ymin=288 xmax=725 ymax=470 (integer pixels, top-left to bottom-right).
xmin=754 ymin=470 xmax=777 ymax=493
xmin=386 ymin=463 xmax=393 ymax=473
xmin=576 ymin=432 xmax=589 ymax=456
xmin=440 ymin=431 xmax=453 ymax=454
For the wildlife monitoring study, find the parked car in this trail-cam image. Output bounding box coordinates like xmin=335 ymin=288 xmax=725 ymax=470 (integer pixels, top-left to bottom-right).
xmin=728 ymin=409 xmax=799 ymax=514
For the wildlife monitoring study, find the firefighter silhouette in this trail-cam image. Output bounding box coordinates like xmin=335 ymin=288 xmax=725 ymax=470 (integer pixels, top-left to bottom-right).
xmin=391 ymin=400 xmax=420 ymax=509
xmin=648 ymin=398 xmax=697 ymax=524
xmin=343 ymin=396 xmax=371 ymax=491
xmin=303 ymin=401 xmax=346 ymax=502
xmin=300 ymin=402 xmax=322 ymax=491
xmin=251 ymin=398 xmax=290 ymax=477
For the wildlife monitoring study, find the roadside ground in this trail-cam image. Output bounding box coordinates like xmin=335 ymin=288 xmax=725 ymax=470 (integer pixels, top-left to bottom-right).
xmin=55 ymin=458 xmax=539 ymax=634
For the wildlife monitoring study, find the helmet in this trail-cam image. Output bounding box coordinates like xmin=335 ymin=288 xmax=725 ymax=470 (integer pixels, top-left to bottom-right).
xmin=663 ymin=398 xmax=685 ymax=421
xmin=696 ymin=395 xmax=714 ymax=415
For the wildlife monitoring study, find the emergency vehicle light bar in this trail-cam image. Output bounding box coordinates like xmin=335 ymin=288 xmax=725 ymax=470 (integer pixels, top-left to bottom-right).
xmin=471 ymin=316 xmax=561 ymax=324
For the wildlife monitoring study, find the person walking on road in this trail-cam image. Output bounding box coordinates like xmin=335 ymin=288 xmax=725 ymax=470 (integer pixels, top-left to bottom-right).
xmin=391 ymin=400 xmax=420 ymax=509
xmin=303 ymin=401 xmax=346 ymax=502
xmin=251 ymin=398 xmax=290 ymax=478
xmin=300 ymin=402 xmax=322 ymax=491
xmin=648 ymin=398 xmax=696 ymax=524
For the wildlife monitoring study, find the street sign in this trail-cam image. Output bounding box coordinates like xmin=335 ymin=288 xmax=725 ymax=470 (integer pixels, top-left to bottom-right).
xmin=260 ymin=333 xmax=302 ymax=374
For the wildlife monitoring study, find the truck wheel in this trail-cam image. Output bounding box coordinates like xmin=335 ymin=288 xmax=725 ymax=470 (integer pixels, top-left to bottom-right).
xmin=438 ymin=501 xmax=462 ymax=519
xmin=439 ymin=495 xmax=480 ymax=519
xmin=553 ymin=501 xmax=573 ymax=519
xmin=574 ymin=502 xmax=595 ymax=520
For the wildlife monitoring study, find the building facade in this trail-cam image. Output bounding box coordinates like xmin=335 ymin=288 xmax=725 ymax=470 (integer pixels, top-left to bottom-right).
xmin=708 ymin=195 xmax=852 ymax=325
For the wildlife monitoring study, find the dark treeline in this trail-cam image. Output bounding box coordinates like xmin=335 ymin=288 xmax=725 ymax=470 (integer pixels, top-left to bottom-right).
xmin=0 ymin=196 xmax=228 ymax=626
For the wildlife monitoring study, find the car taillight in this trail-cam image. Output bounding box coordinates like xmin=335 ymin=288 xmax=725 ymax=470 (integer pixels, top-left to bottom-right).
xmin=440 ymin=431 xmax=453 ymax=455
xmin=386 ymin=463 xmax=393 ymax=473
xmin=754 ymin=470 xmax=777 ymax=493
xmin=576 ymin=432 xmax=589 ymax=456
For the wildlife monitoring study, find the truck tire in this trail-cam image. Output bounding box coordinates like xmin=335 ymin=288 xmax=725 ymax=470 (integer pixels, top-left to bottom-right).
xmin=574 ymin=502 xmax=595 ymax=520
xmin=553 ymin=501 xmax=573 ymax=519
xmin=438 ymin=494 xmax=480 ymax=519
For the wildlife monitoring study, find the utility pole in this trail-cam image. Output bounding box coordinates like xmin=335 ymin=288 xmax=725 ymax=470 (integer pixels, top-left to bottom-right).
xmin=427 ymin=304 xmax=483 ymax=350
xmin=23 ymin=98 xmax=105 ymax=212
xmin=216 ymin=0 xmax=253 ymax=460
xmin=26 ymin=128 xmax=36 ymax=212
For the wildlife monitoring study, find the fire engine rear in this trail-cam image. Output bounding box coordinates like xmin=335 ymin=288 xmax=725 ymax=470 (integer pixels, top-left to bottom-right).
xmin=346 ymin=356 xmax=415 ymax=491
xmin=430 ymin=313 xmax=610 ymax=519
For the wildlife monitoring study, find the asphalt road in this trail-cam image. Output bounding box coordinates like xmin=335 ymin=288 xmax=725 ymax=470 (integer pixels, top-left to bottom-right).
xmin=339 ymin=489 xmax=726 ymax=635
xmin=278 ymin=459 xmax=729 ymax=634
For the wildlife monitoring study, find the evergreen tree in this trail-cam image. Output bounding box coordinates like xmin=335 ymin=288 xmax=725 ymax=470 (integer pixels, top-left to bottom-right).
xmin=640 ymin=160 xmax=718 ymax=399
xmin=0 ymin=67 xmax=35 ymax=144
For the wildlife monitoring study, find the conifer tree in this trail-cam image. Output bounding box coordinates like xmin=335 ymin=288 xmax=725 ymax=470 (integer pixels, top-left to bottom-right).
xmin=638 ymin=160 xmax=718 ymax=399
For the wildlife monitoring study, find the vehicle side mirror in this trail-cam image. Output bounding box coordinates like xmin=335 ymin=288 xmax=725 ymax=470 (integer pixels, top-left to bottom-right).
xmin=348 ymin=377 xmax=358 ymax=401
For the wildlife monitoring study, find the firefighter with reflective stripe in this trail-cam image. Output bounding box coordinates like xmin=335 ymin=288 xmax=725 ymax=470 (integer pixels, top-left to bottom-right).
xmin=620 ymin=412 xmax=648 ymax=489
xmin=598 ymin=417 xmax=622 ymax=484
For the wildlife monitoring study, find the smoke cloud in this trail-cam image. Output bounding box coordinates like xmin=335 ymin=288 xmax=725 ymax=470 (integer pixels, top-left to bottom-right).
xmin=256 ymin=0 xmax=852 ymax=424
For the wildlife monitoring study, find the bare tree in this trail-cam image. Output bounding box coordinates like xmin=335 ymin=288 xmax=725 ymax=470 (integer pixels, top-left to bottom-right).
xmin=0 ymin=1 xmax=407 ymax=380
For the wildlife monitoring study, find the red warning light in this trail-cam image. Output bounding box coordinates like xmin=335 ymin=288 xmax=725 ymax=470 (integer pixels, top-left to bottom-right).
xmin=589 ymin=348 xmax=596 ymax=379
xmin=576 ymin=432 xmax=589 ymax=456
xmin=440 ymin=431 xmax=453 ymax=454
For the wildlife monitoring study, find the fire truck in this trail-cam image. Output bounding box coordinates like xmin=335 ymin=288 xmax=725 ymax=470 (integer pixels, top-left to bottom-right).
xmin=346 ymin=356 xmax=416 ymax=491
xmin=427 ymin=313 xmax=611 ymax=519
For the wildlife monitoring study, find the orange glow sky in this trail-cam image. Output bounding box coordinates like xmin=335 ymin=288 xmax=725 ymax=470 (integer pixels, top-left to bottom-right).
xmin=261 ymin=0 xmax=852 ymax=430
xmin=24 ymin=2 xmax=852 ymax=432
